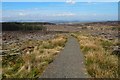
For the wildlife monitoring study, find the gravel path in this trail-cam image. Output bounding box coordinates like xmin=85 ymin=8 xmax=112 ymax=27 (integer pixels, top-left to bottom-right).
xmin=40 ymin=36 xmax=90 ymax=78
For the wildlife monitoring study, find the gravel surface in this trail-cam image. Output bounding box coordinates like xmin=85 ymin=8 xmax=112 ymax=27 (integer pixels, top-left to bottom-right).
xmin=40 ymin=36 xmax=90 ymax=78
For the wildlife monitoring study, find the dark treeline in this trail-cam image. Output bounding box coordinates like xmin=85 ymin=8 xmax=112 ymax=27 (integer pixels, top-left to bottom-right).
xmin=2 ymin=22 xmax=55 ymax=31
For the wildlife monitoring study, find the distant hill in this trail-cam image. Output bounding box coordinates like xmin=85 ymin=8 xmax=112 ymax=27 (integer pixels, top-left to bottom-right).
xmin=60 ymin=21 xmax=119 ymax=26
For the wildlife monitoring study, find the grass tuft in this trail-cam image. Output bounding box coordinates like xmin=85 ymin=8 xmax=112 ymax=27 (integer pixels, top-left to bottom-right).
xmin=72 ymin=33 xmax=118 ymax=78
xmin=2 ymin=34 xmax=67 ymax=78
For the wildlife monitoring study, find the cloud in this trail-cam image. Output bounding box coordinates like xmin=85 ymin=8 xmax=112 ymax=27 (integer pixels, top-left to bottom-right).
xmin=92 ymin=13 xmax=97 ymax=16
xmin=18 ymin=12 xmax=26 ymax=16
xmin=66 ymin=0 xmax=76 ymax=4
xmin=54 ymin=13 xmax=76 ymax=17
xmin=34 ymin=8 xmax=39 ymax=10
xmin=86 ymin=2 xmax=97 ymax=5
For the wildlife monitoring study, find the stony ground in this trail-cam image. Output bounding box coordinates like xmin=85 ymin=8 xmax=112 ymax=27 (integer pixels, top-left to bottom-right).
xmin=2 ymin=31 xmax=58 ymax=44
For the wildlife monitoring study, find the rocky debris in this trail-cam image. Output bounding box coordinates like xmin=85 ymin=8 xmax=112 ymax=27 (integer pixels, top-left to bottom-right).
xmin=2 ymin=31 xmax=57 ymax=45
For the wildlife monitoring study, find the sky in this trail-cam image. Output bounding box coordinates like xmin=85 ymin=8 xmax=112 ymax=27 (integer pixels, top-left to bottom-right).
xmin=2 ymin=0 xmax=120 ymax=2
xmin=2 ymin=2 xmax=118 ymax=22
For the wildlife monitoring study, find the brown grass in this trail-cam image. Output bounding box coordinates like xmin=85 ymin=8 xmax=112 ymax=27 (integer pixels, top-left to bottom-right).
xmin=2 ymin=34 xmax=67 ymax=78
xmin=71 ymin=32 xmax=118 ymax=78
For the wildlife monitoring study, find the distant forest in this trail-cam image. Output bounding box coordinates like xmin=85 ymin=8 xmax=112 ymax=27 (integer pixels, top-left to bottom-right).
xmin=2 ymin=22 xmax=55 ymax=31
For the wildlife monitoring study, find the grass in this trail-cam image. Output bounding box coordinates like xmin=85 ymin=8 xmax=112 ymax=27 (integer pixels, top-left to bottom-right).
xmin=71 ymin=32 xmax=118 ymax=78
xmin=2 ymin=34 xmax=67 ymax=78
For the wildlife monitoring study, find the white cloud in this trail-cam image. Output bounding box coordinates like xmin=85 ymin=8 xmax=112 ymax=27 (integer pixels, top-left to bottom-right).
xmin=86 ymin=2 xmax=97 ymax=5
xmin=34 ymin=8 xmax=39 ymax=10
xmin=54 ymin=13 xmax=76 ymax=17
xmin=66 ymin=0 xmax=76 ymax=4
xmin=18 ymin=12 xmax=26 ymax=16
xmin=93 ymin=13 xmax=97 ymax=16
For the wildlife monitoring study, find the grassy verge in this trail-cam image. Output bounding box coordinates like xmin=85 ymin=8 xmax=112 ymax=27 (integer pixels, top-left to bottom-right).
xmin=71 ymin=32 xmax=118 ymax=78
xmin=2 ymin=34 xmax=67 ymax=78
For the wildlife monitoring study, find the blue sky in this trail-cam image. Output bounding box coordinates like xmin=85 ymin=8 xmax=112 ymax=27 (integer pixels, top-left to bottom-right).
xmin=2 ymin=0 xmax=120 ymax=2
xmin=2 ymin=2 xmax=118 ymax=22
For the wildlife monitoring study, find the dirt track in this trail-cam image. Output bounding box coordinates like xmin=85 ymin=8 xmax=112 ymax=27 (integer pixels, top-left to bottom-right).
xmin=40 ymin=36 xmax=90 ymax=78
